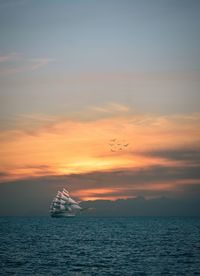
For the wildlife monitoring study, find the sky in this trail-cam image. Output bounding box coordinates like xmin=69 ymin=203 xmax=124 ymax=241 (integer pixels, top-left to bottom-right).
xmin=0 ymin=0 xmax=200 ymax=215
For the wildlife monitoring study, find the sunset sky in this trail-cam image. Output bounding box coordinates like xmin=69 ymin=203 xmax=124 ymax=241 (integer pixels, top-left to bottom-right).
xmin=0 ymin=0 xmax=200 ymax=210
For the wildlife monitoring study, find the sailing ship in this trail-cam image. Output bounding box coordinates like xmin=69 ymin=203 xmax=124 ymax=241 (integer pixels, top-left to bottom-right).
xmin=50 ymin=188 xmax=82 ymax=217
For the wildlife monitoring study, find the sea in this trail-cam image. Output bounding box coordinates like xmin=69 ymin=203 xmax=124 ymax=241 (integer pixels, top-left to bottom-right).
xmin=0 ymin=217 xmax=200 ymax=275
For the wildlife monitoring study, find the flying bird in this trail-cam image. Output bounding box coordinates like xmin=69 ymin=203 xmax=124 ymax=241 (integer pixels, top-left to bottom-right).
xmin=108 ymin=139 xmax=130 ymax=153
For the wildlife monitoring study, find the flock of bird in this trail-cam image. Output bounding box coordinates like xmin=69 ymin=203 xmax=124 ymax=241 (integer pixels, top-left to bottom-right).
xmin=108 ymin=139 xmax=130 ymax=152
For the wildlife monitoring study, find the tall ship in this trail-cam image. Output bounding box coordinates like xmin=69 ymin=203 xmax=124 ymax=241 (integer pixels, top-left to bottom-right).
xmin=50 ymin=188 xmax=82 ymax=217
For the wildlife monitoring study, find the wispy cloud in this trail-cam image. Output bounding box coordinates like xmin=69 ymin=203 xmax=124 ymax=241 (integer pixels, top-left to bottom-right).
xmin=90 ymin=102 xmax=130 ymax=114
xmin=0 ymin=53 xmax=54 ymax=75
xmin=144 ymin=146 xmax=200 ymax=166
xmin=0 ymin=53 xmax=21 ymax=63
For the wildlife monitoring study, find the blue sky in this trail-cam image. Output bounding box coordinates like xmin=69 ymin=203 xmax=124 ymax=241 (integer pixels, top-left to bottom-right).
xmin=1 ymin=0 xmax=199 ymax=71
xmin=0 ymin=0 xmax=200 ymax=124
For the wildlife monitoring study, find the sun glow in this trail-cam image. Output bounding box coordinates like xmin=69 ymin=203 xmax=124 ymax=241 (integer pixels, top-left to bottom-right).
xmin=73 ymin=188 xmax=133 ymax=201
xmin=0 ymin=112 xmax=199 ymax=183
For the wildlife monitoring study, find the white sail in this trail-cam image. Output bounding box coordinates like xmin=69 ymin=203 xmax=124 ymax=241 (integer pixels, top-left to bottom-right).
xmin=63 ymin=188 xmax=69 ymax=197
xmin=57 ymin=191 xmax=62 ymax=197
xmin=60 ymin=205 xmax=66 ymax=211
xmin=70 ymin=204 xmax=82 ymax=210
xmin=60 ymin=193 xmax=69 ymax=202
xmin=56 ymin=198 xmax=66 ymax=205
xmin=53 ymin=197 xmax=60 ymax=203
xmin=55 ymin=190 xmax=70 ymax=202
xmin=53 ymin=202 xmax=62 ymax=209
xmin=66 ymin=197 xmax=79 ymax=205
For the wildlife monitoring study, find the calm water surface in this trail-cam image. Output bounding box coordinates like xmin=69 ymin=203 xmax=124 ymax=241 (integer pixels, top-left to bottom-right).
xmin=0 ymin=217 xmax=200 ymax=275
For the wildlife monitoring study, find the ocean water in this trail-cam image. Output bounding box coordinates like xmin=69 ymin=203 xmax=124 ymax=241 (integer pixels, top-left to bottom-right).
xmin=0 ymin=217 xmax=200 ymax=275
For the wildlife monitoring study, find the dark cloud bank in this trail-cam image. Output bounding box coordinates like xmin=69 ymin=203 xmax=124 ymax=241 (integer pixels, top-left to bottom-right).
xmin=0 ymin=164 xmax=199 ymax=216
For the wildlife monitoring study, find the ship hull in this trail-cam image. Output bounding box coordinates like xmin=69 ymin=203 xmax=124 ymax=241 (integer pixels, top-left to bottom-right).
xmin=51 ymin=213 xmax=75 ymax=218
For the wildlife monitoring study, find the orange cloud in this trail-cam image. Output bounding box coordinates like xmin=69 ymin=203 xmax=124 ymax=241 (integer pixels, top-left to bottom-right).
xmin=70 ymin=178 xmax=200 ymax=201
xmin=73 ymin=188 xmax=121 ymax=201
xmin=0 ymin=110 xmax=199 ymax=184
